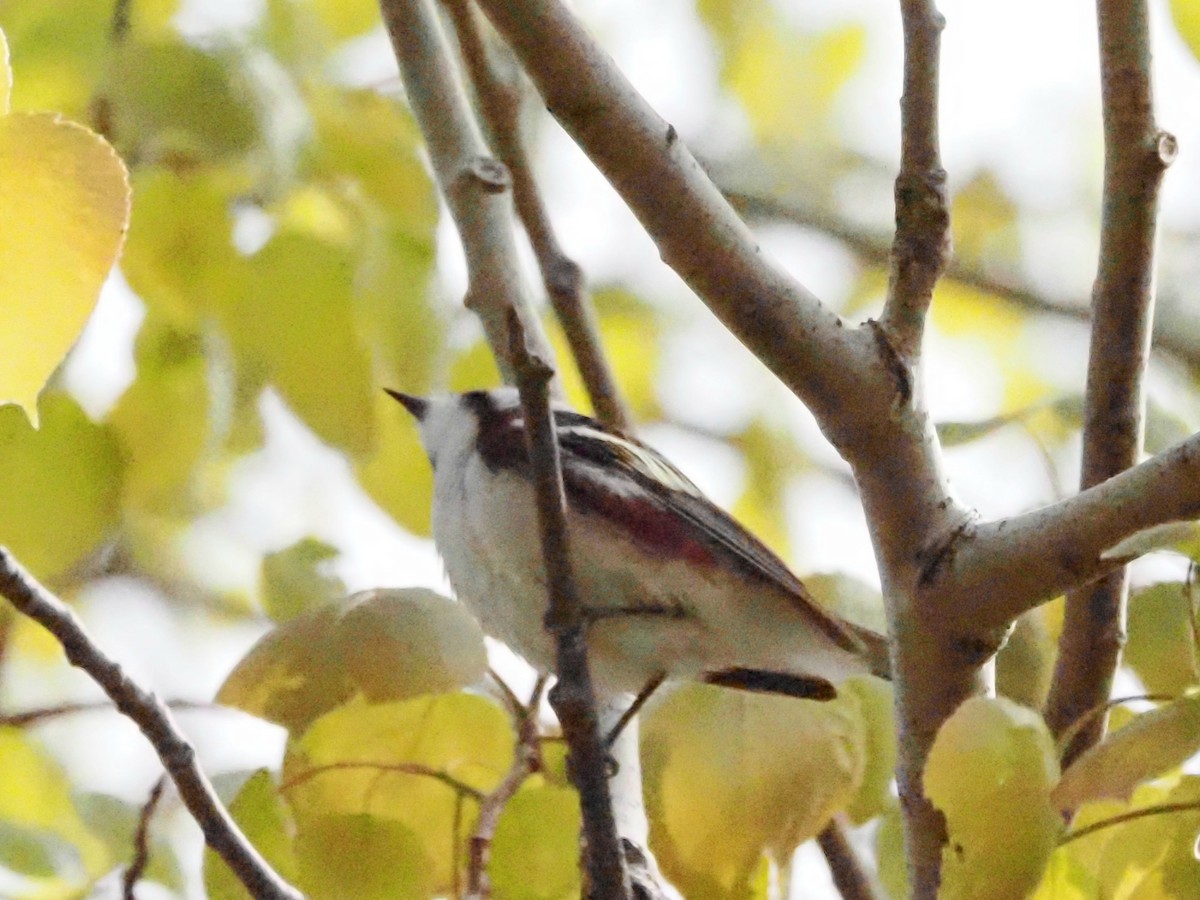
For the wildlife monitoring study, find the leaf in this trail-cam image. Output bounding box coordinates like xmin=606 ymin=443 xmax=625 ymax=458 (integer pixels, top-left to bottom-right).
xmin=0 ymin=393 xmax=123 ymax=581
xmin=0 ymin=69 xmax=130 ymax=418
xmin=217 ymin=606 xmax=355 ymax=733
xmin=120 ymin=167 xmax=240 ymax=322
xmin=295 ymin=813 xmax=432 ymax=900
xmin=643 ymin=683 xmax=866 ymax=895
xmin=996 ymin=610 xmax=1055 ymax=709
xmin=841 ymin=677 xmax=897 ymax=824
xmin=75 ymin=792 xmax=183 ymax=892
xmin=355 ymin=389 xmax=434 ymax=536
xmin=204 ymin=770 xmax=298 ymax=900
xmin=260 ymin=538 xmax=345 ymax=623
xmin=1102 ymin=521 xmax=1200 ymax=563
xmin=873 ymin=801 xmax=908 ymax=900
xmin=1125 ymin=582 xmax=1199 ymax=696
xmin=1052 ymin=694 xmax=1200 ymax=811
xmin=217 ymin=231 xmax=376 ymax=454
xmin=1170 ymin=0 xmax=1200 ymax=63
xmin=924 ymin=696 xmax=1061 ymax=900
xmin=335 ymin=588 xmax=488 ymax=702
xmin=950 ymin=170 xmax=1020 ymax=265
xmin=0 ymin=729 xmax=108 ymax=877
xmin=285 ymin=694 xmax=513 ymax=892
xmin=107 ymin=319 xmax=214 ymax=516
xmin=489 ymin=782 xmax=582 ymax=900
xmin=0 ymin=820 xmax=78 ymax=879
xmin=101 ymin=39 xmax=260 ymax=164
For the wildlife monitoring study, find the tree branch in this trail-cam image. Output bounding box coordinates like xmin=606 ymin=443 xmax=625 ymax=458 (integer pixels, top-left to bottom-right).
xmin=0 ymin=548 xmax=302 ymax=900
xmin=817 ymin=816 xmax=882 ymax=900
xmin=879 ymin=0 xmax=949 ymax=360
xmin=1043 ymin=0 xmax=1176 ymax=764
xmin=471 ymin=0 xmax=882 ymax=427
xmin=942 ymin=431 xmax=1200 ymax=629
xmin=122 ymin=775 xmax=166 ymax=900
xmin=378 ymin=0 xmax=555 ymax=382
xmin=443 ymin=0 xmax=632 ymax=431
xmin=507 ymin=309 xmax=630 ymax=897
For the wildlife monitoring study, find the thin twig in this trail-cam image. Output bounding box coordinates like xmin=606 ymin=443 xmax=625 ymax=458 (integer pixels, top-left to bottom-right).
xmin=816 ymin=816 xmax=882 ymax=900
xmin=1055 ymin=693 xmax=1177 ymax=758
xmin=443 ymin=0 xmax=631 ymax=431
xmin=465 ymin=697 xmax=542 ymax=898
xmin=1044 ymin=0 xmax=1176 ymax=765
xmin=471 ymin=0 xmax=874 ymax=430
xmin=0 ymin=548 xmax=302 ymax=900
xmin=1058 ymin=800 xmax=1200 ymax=846
xmin=879 ymin=0 xmax=949 ymax=362
xmin=0 ymin=699 xmax=209 ymax=728
xmin=122 ymin=775 xmax=166 ymax=900
xmin=378 ymin=0 xmax=556 ymax=381
xmin=507 ymin=309 xmax=630 ymax=898
xmin=725 ymin=188 xmax=1200 ymax=370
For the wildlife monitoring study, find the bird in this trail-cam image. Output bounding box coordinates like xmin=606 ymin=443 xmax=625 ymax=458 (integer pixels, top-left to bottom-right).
xmin=387 ymin=386 xmax=891 ymax=704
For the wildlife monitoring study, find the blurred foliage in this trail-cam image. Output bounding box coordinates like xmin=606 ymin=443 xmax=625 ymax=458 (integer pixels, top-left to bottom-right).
xmin=0 ymin=0 xmax=1199 ymax=895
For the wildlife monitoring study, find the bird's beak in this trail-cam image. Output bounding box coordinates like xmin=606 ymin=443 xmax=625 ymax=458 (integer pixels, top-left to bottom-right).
xmin=384 ymin=389 xmax=428 ymax=421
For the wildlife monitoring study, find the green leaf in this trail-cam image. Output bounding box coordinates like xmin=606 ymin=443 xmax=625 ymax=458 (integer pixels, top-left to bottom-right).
xmin=295 ymin=813 xmax=431 ymax=900
xmin=841 ymin=677 xmax=897 ymax=824
xmin=217 ymin=231 xmax=376 ymax=454
xmin=260 ymin=538 xmax=345 ymax=623
xmin=217 ymin=605 xmax=355 ymax=733
xmin=121 ymin=167 xmax=240 ymax=322
xmin=996 ymin=610 xmax=1055 ymax=709
xmin=0 ymin=728 xmax=109 ymax=877
xmin=101 ymin=39 xmax=260 ymax=164
xmin=1101 ymin=521 xmax=1200 ymax=563
xmin=285 ymin=694 xmax=513 ymax=893
xmin=1052 ymin=694 xmax=1200 ymax=811
xmin=204 ymin=770 xmax=298 ymax=900
xmin=643 ymin=683 xmax=866 ymax=895
xmin=0 ymin=393 xmax=122 ymax=581
xmin=355 ymin=390 xmax=434 ymax=536
xmin=1125 ymin=582 xmax=1199 ymax=696
xmin=335 ymin=588 xmax=488 ymax=702
xmin=873 ymin=801 xmax=908 ymax=900
xmin=924 ymin=696 xmax=1061 ymax=900
xmin=75 ymin=792 xmax=183 ymax=892
xmin=0 ymin=820 xmax=78 ymax=878
xmin=489 ymin=782 xmax=582 ymax=900
xmin=107 ymin=320 xmax=214 ymax=516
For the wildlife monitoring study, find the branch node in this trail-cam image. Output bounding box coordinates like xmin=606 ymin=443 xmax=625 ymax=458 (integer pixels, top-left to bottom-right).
xmin=466 ymin=155 xmax=513 ymax=193
xmin=1155 ymin=131 xmax=1178 ymax=167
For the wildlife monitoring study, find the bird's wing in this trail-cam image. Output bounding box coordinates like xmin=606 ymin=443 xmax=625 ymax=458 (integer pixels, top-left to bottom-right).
xmin=553 ymin=412 xmax=865 ymax=654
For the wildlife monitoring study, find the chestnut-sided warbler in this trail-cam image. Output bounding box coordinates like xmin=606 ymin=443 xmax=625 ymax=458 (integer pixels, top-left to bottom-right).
xmin=388 ymin=387 xmax=890 ymax=700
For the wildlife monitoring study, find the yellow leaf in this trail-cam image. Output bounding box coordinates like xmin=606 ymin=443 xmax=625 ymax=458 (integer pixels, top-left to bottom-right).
xmin=335 ymin=589 xmax=487 ymax=702
xmin=1170 ymin=0 xmax=1200 ymax=63
xmin=925 ymin=696 xmax=1062 ymax=900
xmin=295 ymin=814 xmax=432 ymax=900
xmin=643 ymin=683 xmax=866 ymax=894
xmin=0 ymin=107 xmax=130 ymax=419
xmin=285 ymin=694 xmax=514 ymax=892
xmin=357 ymin=388 xmax=434 ymax=536
xmin=217 ymin=606 xmax=355 ymax=733
xmin=489 ymin=782 xmax=582 ymax=900
xmin=204 ymin=770 xmax=299 ymax=900
xmin=1052 ymin=694 xmax=1200 ymax=812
